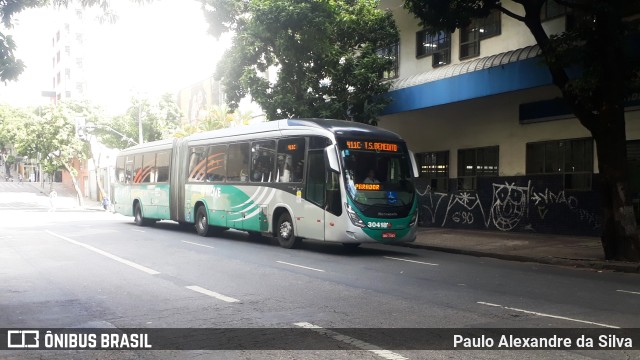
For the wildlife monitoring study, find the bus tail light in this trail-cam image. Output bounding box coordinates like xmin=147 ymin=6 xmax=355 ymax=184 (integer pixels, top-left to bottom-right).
xmin=345 ymin=203 xmax=366 ymax=228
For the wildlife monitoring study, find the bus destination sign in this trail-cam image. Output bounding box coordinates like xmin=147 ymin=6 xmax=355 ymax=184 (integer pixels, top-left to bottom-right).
xmin=355 ymin=183 xmax=382 ymax=191
xmin=345 ymin=141 xmax=398 ymax=152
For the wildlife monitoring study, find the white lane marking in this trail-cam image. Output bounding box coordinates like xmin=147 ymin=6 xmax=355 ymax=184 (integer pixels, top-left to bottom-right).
xmin=276 ymin=261 xmax=325 ymax=272
xmin=45 ymin=230 xmax=160 ymax=275
xmin=182 ymin=241 xmax=215 ymax=249
xmin=294 ymin=322 xmax=407 ymax=360
xmin=617 ymin=289 xmax=640 ymax=295
xmin=131 ymin=229 xmax=145 ymax=233
xmin=384 ymin=256 xmax=438 ymax=266
xmin=477 ymin=301 xmax=620 ymax=328
xmin=186 ymin=285 xmax=240 ymax=303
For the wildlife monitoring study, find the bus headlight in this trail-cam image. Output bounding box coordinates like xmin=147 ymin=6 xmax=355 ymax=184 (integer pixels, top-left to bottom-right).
xmin=345 ymin=203 xmax=366 ymax=228
xmin=409 ymin=212 xmax=418 ymax=227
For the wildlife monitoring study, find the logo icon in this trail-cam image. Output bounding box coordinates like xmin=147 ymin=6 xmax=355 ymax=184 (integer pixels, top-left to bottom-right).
xmin=7 ymin=330 xmax=39 ymax=348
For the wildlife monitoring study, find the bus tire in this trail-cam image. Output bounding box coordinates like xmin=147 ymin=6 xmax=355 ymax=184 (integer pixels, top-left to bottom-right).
xmin=276 ymin=212 xmax=299 ymax=249
xmin=134 ymin=203 xmax=152 ymax=226
xmin=195 ymin=206 xmax=211 ymax=237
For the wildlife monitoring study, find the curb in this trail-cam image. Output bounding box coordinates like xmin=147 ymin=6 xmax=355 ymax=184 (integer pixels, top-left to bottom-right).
xmin=400 ymin=243 xmax=640 ymax=274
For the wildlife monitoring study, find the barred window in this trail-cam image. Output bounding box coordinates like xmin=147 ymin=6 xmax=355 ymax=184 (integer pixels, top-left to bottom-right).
xmin=458 ymin=146 xmax=499 ymax=190
xmin=416 ymin=30 xmax=451 ymax=67
xmin=526 ymin=138 xmax=593 ymax=190
xmin=460 ymin=10 xmax=501 ymax=60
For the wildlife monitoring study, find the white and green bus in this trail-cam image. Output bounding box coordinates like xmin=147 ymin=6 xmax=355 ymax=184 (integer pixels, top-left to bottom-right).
xmin=113 ymin=119 xmax=419 ymax=248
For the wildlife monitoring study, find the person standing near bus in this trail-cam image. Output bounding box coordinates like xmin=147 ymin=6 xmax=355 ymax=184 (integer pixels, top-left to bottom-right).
xmin=48 ymin=190 xmax=57 ymax=212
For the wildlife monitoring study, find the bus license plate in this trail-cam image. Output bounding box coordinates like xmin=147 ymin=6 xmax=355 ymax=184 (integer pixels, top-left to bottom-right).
xmin=382 ymin=232 xmax=396 ymax=239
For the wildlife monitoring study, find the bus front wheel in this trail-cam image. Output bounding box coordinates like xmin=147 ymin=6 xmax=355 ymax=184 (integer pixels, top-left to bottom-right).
xmin=195 ymin=206 xmax=211 ymax=237
xmin=276 ymin=212 xmax=300 ymax=249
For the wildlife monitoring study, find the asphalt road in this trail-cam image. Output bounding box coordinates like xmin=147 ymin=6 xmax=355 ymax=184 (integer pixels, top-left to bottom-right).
xmin=1 ymin=182 xmax=639 ymax=359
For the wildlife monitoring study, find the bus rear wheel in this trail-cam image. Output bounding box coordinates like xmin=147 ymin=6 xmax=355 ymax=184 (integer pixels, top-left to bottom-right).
xmin=195 ymin=206 xmax=211 ymax=237
xmin=134 ymin=203 xmax=152 ymax=226
xmin=276 ymin=212 xmax=300 ymax=249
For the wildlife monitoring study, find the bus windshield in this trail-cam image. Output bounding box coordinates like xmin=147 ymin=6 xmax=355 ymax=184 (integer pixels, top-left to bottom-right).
xmin=339 ymin=140 xmax=414 ymax=210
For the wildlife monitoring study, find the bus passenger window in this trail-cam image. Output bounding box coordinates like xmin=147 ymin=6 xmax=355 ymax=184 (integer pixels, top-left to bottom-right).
xmin=276 ymin=138 xmax=306 ymax=183
xmin=188 ymin=147 xmax=207 ymax=182
xmin=251 ymin=140 xmax=275 ymax=182
xmin=141 ymin=153 xmax=156 ymax=183
xmin=206 ymin=145 xmax=226 ymax=182
xmin=156 ymin=151 xmax=170 ymax=182
xmin=227 ymin=143 xmax=250 ymax=182
xmin=133 ymin=154 xmax=143 ymax=184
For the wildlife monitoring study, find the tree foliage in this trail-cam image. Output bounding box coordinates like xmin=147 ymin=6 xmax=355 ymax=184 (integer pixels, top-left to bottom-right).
xmin=403 ymin=0 xmax=640 ymax=260
xmin=96 ymin=93 xmax=182 ymax=149
xmin=202 ymin=0 xmax=399 ymax=124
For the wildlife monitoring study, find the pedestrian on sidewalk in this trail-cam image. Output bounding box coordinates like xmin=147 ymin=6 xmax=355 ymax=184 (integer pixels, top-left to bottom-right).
xmin=18 ymin=173 xmax=23 ymax=184
xmin=48 ymin=190 xmax=57 ymax=212
xmin=102 ymin=196 xmax=111 ymax=211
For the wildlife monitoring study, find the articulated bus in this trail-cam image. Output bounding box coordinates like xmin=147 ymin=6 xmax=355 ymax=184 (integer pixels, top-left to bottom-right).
xmin=113 ymin=119 xmax=419 ymax=249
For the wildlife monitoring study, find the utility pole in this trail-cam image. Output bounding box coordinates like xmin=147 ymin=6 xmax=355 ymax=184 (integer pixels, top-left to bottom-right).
xmin=138 ymin=100 xmax=144 ymax=145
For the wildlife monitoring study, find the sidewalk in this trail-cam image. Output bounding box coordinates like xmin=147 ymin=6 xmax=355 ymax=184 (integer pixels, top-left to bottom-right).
xmin=26 ymin=181 xmax=105 ymax=212
xmin=408 ymin=227 xmax=640 ymax=274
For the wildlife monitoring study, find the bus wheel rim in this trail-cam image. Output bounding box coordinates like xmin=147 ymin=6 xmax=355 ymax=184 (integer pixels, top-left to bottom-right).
xmin=279 ymin=221 xmax=292 ymax=239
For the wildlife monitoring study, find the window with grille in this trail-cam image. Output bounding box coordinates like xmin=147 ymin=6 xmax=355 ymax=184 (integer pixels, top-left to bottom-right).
xmin=457 ymin=146 xmax=499 ymax=190
xmin=460 ymin=10 xmax=501 ymax=60
xmin=417 ymin=151 xmax=449 ymax=191
xmin=416 ymin=30 xmax=451 ymax=68
xmin=526 ymin=138 xmax=593 ymax=190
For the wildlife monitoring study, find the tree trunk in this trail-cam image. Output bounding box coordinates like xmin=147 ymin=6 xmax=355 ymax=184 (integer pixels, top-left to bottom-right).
xmin=62 ymin=161 xmax=84 ymax=207
xmin=593 ymin=110 xmax=640 ymax=261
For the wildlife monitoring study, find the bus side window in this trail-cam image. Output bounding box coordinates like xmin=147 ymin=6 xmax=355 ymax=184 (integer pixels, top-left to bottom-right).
xmin=116 ymin=156 xmax=126 ymax=183
xmin=206 ymin=145 xmax=227 ymax=182
xmin=141 ymin=153 xmax=156 ymax=183
xmin=156 ymin=151 xmax=170 ymax=182
xmin=276 ymin=137 xmax=306 ymax=183
xmin=251 ymin=140 xmax=275 ymax=182
xmin=227 ymin=143 xmax=250 ymax=182
xmin=188 ymin=147 xmax=207 ymax=182
xmin=133 ymin=154 xmax=143 ymax=184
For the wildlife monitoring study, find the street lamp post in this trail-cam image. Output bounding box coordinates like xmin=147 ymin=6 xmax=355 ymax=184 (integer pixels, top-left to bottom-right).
xmin=138 ymin=102 xmax=144 ymax=145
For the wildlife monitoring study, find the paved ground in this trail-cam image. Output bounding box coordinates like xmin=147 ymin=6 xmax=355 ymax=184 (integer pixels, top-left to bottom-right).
xmin=4 ymin=179 xmax=638 ymax=273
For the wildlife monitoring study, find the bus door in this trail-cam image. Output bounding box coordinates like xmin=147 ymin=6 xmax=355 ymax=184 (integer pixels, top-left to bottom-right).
xmin=115 ymin=156 xmax=134 ymax=216
xmin=302 ymin=150 xmax=326 ymax=241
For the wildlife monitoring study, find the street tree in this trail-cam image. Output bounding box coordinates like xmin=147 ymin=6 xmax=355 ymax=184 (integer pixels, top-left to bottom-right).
xmin=172 ymin=105 xmax=256 ymax=137
xmin=96 ymin=93 xmax=182 ymax=149
xmin=202 ymin=0 xmax=399 ymax=124
xmin=7 ymin=102 xmax=88 ymax=205
xmin=402 ymin=0 xmax=640 ymax=261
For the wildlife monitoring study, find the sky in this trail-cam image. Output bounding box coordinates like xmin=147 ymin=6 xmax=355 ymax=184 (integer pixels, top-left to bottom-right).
xmin=0 ymin=0 xmax=229 ymax=115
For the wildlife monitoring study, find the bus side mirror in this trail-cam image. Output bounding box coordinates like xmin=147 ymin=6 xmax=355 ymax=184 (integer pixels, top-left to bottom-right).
xmin=409 ymin=150 xmax=419 ymax=178
xmin=324 ymin=145 xmax=340 ymax=173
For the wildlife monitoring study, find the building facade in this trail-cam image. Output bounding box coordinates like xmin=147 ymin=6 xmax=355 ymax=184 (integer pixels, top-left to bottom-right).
xmin=378 ymin=1 xmax=640 ymax=236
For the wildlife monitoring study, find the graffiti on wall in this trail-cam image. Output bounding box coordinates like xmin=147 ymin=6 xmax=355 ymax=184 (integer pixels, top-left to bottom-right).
xmin=416 ymin=176 xmax=601 ymax=236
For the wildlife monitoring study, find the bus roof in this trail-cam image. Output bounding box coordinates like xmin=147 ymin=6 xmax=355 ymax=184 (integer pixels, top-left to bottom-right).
xmin=187 ymin=118 xmax=404 ymax=142
xmin=118 ymin=118 xmax=404 ymax=155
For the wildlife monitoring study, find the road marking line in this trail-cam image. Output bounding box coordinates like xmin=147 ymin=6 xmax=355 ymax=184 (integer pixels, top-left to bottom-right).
xmin=186 ymin=285 xmax=240 ymax=303
xmin=45 ymin=230 xmax=160 ymax=275
xmin=617 ymin=290 xmax=640 ymax=295
xmin=383 ymin=256 xmax=438 ymax=266
xmin=477 ymin=301 xmax=620 ymax=328
xmin=131 ymin=229 xmax=145 ymax=233
xmin=182 ymin=241 xmax=214 ymax=249
xmin=276 ymin=261 xmax=325 ymax=272
xmin=294 ymin=322 xmax=407 ymax=360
